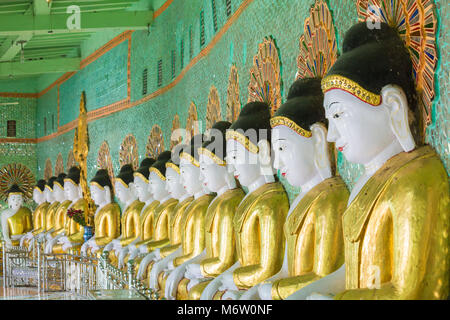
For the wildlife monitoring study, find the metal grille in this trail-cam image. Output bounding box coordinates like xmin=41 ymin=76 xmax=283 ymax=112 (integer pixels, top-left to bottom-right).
xmin=226 ymin=0 xmax=232 ymax=17
xmin=189 ymin=26 xmax=193 ymax=60
xmin=180 ymin=40 xmax=184 ymax=69
xmin=200 ymin=10 xmax=205 ymax=47
xmin=171 ymin=50 xmax=176 ymax=79
xmin=142 ymin=68 xmax=148 ymax=95
xmin=157 ymin=59 xmax=162 ymax=87
xmin=212 ymin=0 xmax=218 ymax=32
xmin=6 ymin=120 xmax=16 ymax=137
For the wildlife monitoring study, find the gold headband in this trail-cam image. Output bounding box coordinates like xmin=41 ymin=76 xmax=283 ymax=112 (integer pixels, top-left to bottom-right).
xmin=34 ymin=186 xmax=44 ymax=193
xmin=114 ymin=178 xmax=129 ymax=189
xmin=8 ymin=192 xmax=23 ymax=196
xmin=165 ymin=162 xmax=180 ymax=174
xmin=133 ymin=171 xmax=149 ymax=183
xmin=270 ymin=116 xmax=312 ymax=138
xmin=225 ymin=130 xmax=259 ymax=154
xmin=45 ymin=185 xmax=53 ymax=191
xmin=54 ymin=181 xmax=64 ymax=189
xmin=149 ymin=167 xmax=166 ymax=181
xmin=64 ymin=178 xmax=79 ymax=186
xmin=321 ymin=75 xmax=381 ymax=106
xmin=179 ymin=152 xmax=200 ymax=167
xmin=90 ymin=181 xmax=105 ymax=190
xmin=198 ymin=147 xmax=227 ymax=166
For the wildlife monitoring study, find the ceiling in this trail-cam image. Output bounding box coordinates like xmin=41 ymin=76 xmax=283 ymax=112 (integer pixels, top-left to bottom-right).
xmin=0 ymin=0 xmax=156 ymax=80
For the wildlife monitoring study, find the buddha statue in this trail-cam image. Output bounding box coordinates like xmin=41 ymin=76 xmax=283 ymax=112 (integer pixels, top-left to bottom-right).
xmin=201 ymin=101 xmax=290 ymax=300
xmin=1 ymin=184 xmax=32 ymax=247
xmin=287 ymin=22 xmax=449 ymax=300
xmin=103 ymin=164 xmax=144 ymax=266
xmin=19 ymin=179 xmax=49 ymax=248
xmin=116 ymin=158 xmax=158 ymax=268
xmin=240 ymin=78 xmax=349 ymax=300
xmin=135 ymin=145 xmax=193 ymax=282
xmin=49 ymin=166 xmax=88 ymax=253
xmin=35 ymin=177 xmax=60 ymax=243
xmin=147 ymin=135 xmax=214 ymax=295
xmin=81 ymin=169 xmax=121 ymax=257
xmin=169 ymin=121 xmax=245 ymax=300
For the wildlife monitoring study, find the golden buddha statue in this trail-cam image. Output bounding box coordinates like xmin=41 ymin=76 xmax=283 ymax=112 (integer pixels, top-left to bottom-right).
xmin=241 ymin=78 xmax=349 ymax=300
xmin=81 ymin=169 xmax=121 ymax=257
xmin=49 ymin=173 xmax=72 ymax=239
xmin=287 ymin=22 xmax=449 ymax=300
xmin=1 ymin=184 xmax=32 ymax=247
xmin=43 ymin=177 xmax=61 ymax=235
xmin=201 ymin=102 xmax=289 ymax=300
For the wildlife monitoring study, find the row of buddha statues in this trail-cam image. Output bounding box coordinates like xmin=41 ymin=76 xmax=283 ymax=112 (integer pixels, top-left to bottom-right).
xmin=1 ymin=22 xmax=448 ymax=300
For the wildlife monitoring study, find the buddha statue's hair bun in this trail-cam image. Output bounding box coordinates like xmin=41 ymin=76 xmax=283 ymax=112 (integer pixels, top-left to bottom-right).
xmin=91 ymin=169 xmax=113 ymax=190
xmin=66 ymin=166 xmax=81 ymax=185
xmin=202 ymin=121 xmax=232 ymax=161
xmin=150 ymin=151 xmax=172 ymax=178
xmin=116 ymin=164 xmax=135 ymax=186
xmin=35 ymin=179 xmax=46 ymax=192
xmin=229 ymin=101 xmax=272 ymax=144
xmin=46 ymin=176 xmax=58 ymax=190
xmin=287 ymin=77 xmax=323 ymax=101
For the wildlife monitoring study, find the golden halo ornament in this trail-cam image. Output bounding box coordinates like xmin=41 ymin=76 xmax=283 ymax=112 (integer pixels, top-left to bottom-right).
xmin=247 ymin=37 xmax=282 ymax=116
xmin=170 ymin=114 xmax=182 ymax=149
xmin=119 ymin=134 xmax=139 ymax=171
xmin=146 ymin=125 xmax=165 ymax=158
xmin=0 ymin=163 xmax=35 ymax=201
xmin=67 ymin=149 xmax=77 ymax=169
xmin=54 ymin=153 xmax=64 ymax=175
xmin=186 ymin=102 xmax=200 ymax=142
xmin=357 ymin=0 xmax=438 ymax=133
xmin=226 ymin=64 xmax=241 ymax=122
xmin=206 ymin=85 xmax=222 ymax=131
xmin=97 ymin=141 xmax=115 ymax=183
xmin=44 ymin=158 xmax=53 ymax=180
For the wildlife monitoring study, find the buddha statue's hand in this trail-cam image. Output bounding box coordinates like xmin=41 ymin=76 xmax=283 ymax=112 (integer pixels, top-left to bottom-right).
xmin=149 ymin=259 xmax=166 ymax=290
xmin=128 ymin=247 xmax=140 ymax=261
xmin=139 ymin=245 xmax=148 ymax=254
xmin=166 ymin=260 xmax=175 ymax=271
xmin=137 ymin=252 xmax=156 ymax=280
xmin=112 ymin=240 xmax=122 ymax=252
xmin=117 ymin=247 xmax=129 ymax=269
xmin=165 ymin=264 xmax=188 ymax=300
xmin=306 ymin=292 xmax=334 ymax=300
xmin=186 ymin=278 xmax=200 ymax=292
xmin=185 ymin=263 xmax=202 ymax=280
xmin=81 ymin=242 xmax=88 ymax=255
xmin=62 ymin=241 xmax=73 ymax=252
xmin=218 ymin=273 xmax=239 ymax=292
xmin=57 ymin=236 xmax=68 ymax=244
xmin=104 ymin=241 xmax=114 ymax=252
xmin=45 ymin=232 xmax=53 ymax=241
xmin=222 ymin=290 xmax=243 ymax=300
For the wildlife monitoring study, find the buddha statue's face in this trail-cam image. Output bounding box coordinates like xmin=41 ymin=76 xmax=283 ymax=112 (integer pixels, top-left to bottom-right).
xmin=8 ymin=194 xmax=23 ymax=210
xmin=33 ymin=188 xmax=45 ymax=204
xmin=166 ymin=168 xmax=185 ymax=199
xmin=134 ymin=175 xmax=151 ymax=202
xmin=272 ymin=126 xmax=315 ymax=187
xmin=114 ymin=181 xmax=131 ymax=204
xmin=179 ymin=159 xmax=202 ymax=196
xmin=53 ymin=184 xmax=65 ymax=201
xmin=64 ymin=181 xmax=80 ymax=201
xmin=44 ymin=187 xmax=54 ymax=202
xmin=199 ymin=154 xmax=227 ymax=193
xmin=324 ymin=89 xmax=397 ymax=164
xmin=149 ymin=172 xmax=167 ymax=200
xmin=226 ymin=139 xmax=261 ymax=188
xmin=90 ymin=184 xmax=107 ymax=206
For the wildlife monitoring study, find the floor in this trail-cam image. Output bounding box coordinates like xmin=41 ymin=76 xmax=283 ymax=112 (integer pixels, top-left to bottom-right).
xmin=0 ymin=280 xmax=89 ymax=300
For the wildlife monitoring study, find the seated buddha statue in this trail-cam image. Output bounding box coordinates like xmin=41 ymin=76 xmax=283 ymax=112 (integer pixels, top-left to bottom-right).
xmin=201 ymin=101 xmax=290 ymax=300
xmin=135 ymin=145 xmax=193 ymax=282
xmin=287 ymin=22 xmax=449 ymax=300
xmin=19 ymin=179 xmax=49 ymax=248
xmin=1 ymin=184 xmax=32 ymax=247
xmin=103 ymin=164 xmax=144 ymax=266
xmin=116 ymin=158 xmax=158 ymax=268
xmin=81 ymin=169 xmax=121 ymax=257
xmin=35 ymin=177 xmax=60 ymax=243
xmin=147 ymin=135 xmax=214 ymax=294
xmin=49 ymin=166 xmax=88 ymax=253
xmin=240 ymin=78 xmax=349 ymax=300
xmin=167 ymin=121 xmax=245 ymax=300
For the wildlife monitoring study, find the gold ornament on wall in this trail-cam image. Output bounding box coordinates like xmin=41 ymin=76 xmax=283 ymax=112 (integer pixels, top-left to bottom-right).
xmin=170 ymin=114 xmax=182 ymax=149
xmin=146 ymin=125 xmax=165 ymax=158
xmin=0 ymin=163 xmax=35 ymax=201
xmin=44 ymin=158 xmax=53 ymax=180
xmin=119 ymin=134 xmax=139 ymax=171
xmin=206 ymin=85 xmax=222 ymax=130
xmin=66 ymin=149 xmax=77 ymax=169
xmin=357 ymin=0 xmax=437 ymax=134
xmin=226 ymin=64 xmax=241 ymax=122
xmin=97 ymin=141 xmax=114 ymax=184
xmin=54 ymin=153 xmax=64 ymax=175
xmin=296 ymin=0 xmax=338 ymax=80
xmin=186 ymin=102 xmax=200 ymax=142
xmin=248 ymin=37 xmax=282 ymax=116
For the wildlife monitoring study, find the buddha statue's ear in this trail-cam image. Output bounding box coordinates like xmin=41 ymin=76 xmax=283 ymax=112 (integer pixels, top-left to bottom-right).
xmin=311 ymin=123 xmax=332 ymax=181
xmin=381 ymin=84 xmax=415 ymax=152
xmin=257 ymin=139 xmax=275 ymax=183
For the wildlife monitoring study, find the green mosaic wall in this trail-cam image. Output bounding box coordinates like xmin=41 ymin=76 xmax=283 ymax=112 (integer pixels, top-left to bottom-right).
xmin=5 ymin=0 xmax=447 ymax=205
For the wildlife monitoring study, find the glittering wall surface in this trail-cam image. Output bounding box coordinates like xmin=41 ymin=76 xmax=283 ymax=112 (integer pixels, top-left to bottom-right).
xmin=0 ymin=0 xmax=448 ymax=205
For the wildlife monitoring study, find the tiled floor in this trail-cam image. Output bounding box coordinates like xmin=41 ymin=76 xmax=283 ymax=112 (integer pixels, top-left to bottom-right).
xmin=0 ymin=280 xmax=88 ymax=300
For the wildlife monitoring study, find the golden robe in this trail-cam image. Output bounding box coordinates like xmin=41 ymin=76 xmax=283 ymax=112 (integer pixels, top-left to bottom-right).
xmin=30 ymin=202 xmax=49 ymax=235
xmin=335 ymin=146 xmax=449 ymax=300
xmin=6 ymin=206 xmax=32 ymax=246
xmin=51 ymin=200 xmax=72 ymax=237
xmin=93 ymin=202 xmax=121 ymax=247
xmin=271 ymin=177 xmax=349 ymax=300
xmin=45 ymin=201 xmax=60 ymax=232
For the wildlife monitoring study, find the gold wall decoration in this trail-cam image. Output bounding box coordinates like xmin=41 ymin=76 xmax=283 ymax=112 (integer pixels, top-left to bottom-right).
xmin=186 ymin=102 xmax=200 ymax=142
xmin=0 ymin=163 xmax=35 ymax=201
xmin=296 ymin=0 xmax=338 ymax=80
xmin=146 ymin=125 xmax=165 ymax=158
xmin=54 ymin=153 xmax=64 ymax=175
xmin=119 ymin=134 xmax=139 ymax=171
xmin=44 ymin=158 xmax=53 ymax=180
xmin=247 ymin=37 xmax=282 ymax=116
xmin=97 ymin=141 xmax=115 ymax=184
xmin=66 ymin=149 xmax=77 ymax=169
xmin=170 ymin=114 xmax=182 ymax=149
xmin=226 ymin=64 xmax=241 ymax=122
xmin=357 ymin=0 xmax=437 ymax=134
xmin=206 ymin=85 xmax=222 ymax=130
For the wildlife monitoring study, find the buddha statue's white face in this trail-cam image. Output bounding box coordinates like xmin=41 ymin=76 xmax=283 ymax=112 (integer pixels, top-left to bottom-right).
xmin=44 ymin=187 xmax=54 ymax=202
xmin=134 ymin=175 xmax=151 ymax=202
xmin=226 ymin=139 xmax=261 ymax=188
xmin=272 ymin=126 xmax=316 ymax=187
xmin=114 ymin=181 xmax=132 ymax=204
xmin=33 ymin=188 xmax=45 ymax=204
xmin=179 ymin=159 xmax=202 ymax=196
xmin=64 ymin=181 xmax=81 ymax=201
xmin=148 ymin=172 xmax=167 ymax=200
xmin=53 ymin=183 xmax=65 ymax=202
xmin=199 ymin=154 xmax=227 ymax=193
xmin=90 ymin=184 xmax=108 ymax=206
xmin=324 ymin=89 xmax=397 ymax=165
xmin=165 ymin=167 xmax=185 ymax=199
xmin=8 ymin=194 xmax=23 ymax=210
